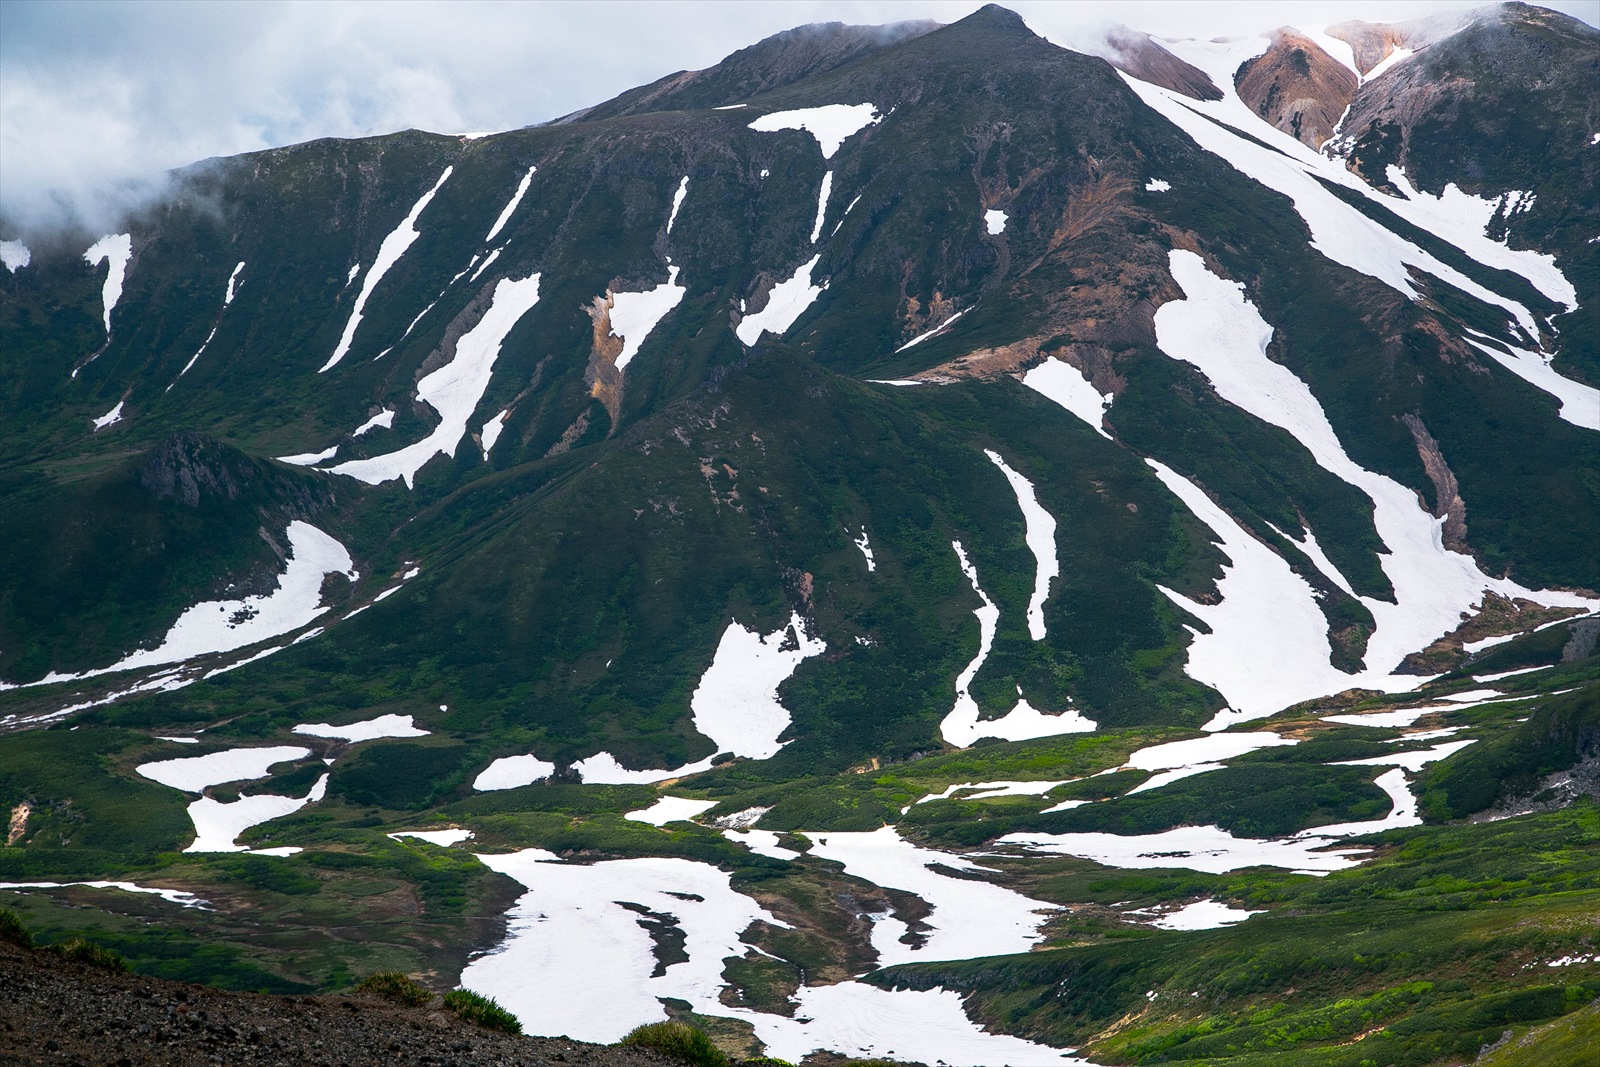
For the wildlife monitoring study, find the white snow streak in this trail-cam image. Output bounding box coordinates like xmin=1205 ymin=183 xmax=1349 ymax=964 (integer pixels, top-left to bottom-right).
xmin=321 ymin=166 xmax=453 ymax=372
xmin=895 ymin=308 xmax=968 ymax=353
xmin=853 ymin=528 xmax=876 ymax=571
xmin=485 ymin=166 xmax=536 ymax=243
xmin=390 ymin=828 xmax=474 ymax=846
xmin=352 ymin=409 xmax=395 ymax=437
xmin=0 ymin=881 xmax=206 ymax=909
xmin=985 ymin=449 xmax=1058 ymax=640
xmin=1463 ymin=337 xmax=1600 ymax=431
xmin=330 ymin=272 xmax=541 ymax=487
xmin=666 ymin=175 xmax=689 ymax=234
xmin=624 ymin=796 xmax=717 ymax=825
xmin=84 ymin=233 xmax=132 ymax=336
xmin=810 ymin=171 xmax=834 ymax=243
xmin=479 ymin=409 xmax=508 ymax=460
xmin=91 ymin=401 xmax=125 ymax=430
xmin=998 ymin=823 xmax=1368 ymax=875
xmin=275 ymin=445 xmax=337 ymax=466
xmin=172 ymin=261 xmax=246 ymax=385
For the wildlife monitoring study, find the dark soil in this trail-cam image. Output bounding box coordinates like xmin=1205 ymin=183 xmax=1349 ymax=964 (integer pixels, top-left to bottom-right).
xmin=0 ymin=939 xmax=672 ymax=1067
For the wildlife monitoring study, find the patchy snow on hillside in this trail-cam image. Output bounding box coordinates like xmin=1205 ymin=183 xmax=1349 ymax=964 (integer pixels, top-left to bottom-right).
xmin=985 ymin=449 xmax=1058 ymax=640
xmin=984 ymin=208 xmax=1008 ymax=234
xmin=1120 ymin=64 xmax=1552 ymax=337
xmin=1295 ymin=25 xmax=1358 ymax=75
xmin=915 ymin=779 xmax=1077 ymax=805
xmin=624 ymin=796 xmax=717 ymax=825
xmin=292 ymin=713 xmax=427 ymax=743
xmin=276 ymin=445 xmax=337 ymax=466
xmin=609 ymin=265 xmax=686 ymax=373
xmin=853 ymin=527 xmax=876 ymax=571
xmin=747 ymin=103 xmax=880 ymax=159
xmin=1463 ymin=336 xmax=1600 ymax=431
xmin=666 ymin=175 xmax=689 ymax=234
xmin=1152 ymin=252 xmax=1594 ymax=723
xmin=895 ymin=307 xmax=967 ymax=352
xmin=801 ymin=826 xmax=1057 ymax=964
xmin=137 ymin=745 xmax=311 ymax=792
xmin=0 ymin=880 xmax=206 ymax=909
xmin=1149 ymin=898 xmax=1261 ymax=930
xmin=1337 ymin=738 xmax=1476 ymax=771
xmin=1364 ymin=47 xmax=1414 ymax=81
xmin=172 ymin=261 xmax=245 ymax=384
xmin=331 ymin=272 xmax=541 ymax=487
xmin=485 ymin=165 xmax=536 ymax=243
xmin=91 ymin=401 xmax=125 ymax=430
xmin=723 ymin=827 xmax=800 ymax=860
xmin=479 ymin=409 xmax=508 ymax=459
xmin=1145 ymin=179 xmax=1171 ymax=192
xmin=472 ymin=754 xmax=556 ymax=791
xmin=389 ymin=828 xmax=473 ymax=846
xmin=998 ymin=823 xmax=1368 ymax=875
xmin=810 ymin=171 xmax=834 ymax=243
xmin=34 ymin=522 xmax=355 ymax=684
xmin=1023 ymin=357 xmax=1113 ymax=438
xmin=321 ymin=166 xmax=453 ymax=372
xmin=84 ymin=233 xmax=132 ymax=335
xmin=578 ymin=613 xmax=823 ymax=783
xmin=736 ymin=255 xmax=824 ymax=345
xmin=185 ymin=774 xmax=327 ymax=853
xmin=0 ymin=239 xmax=30 ymax=271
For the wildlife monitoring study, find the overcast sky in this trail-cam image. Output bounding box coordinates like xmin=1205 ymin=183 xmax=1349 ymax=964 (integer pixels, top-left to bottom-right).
xmin=3 ymin=0 xmax=1595 ymax=235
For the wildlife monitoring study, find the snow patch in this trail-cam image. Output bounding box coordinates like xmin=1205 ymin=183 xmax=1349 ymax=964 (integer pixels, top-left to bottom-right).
xmin=624 ymin=796 xmax=717 ymax=826
xmin=91 ymin=401 xmax=125 ymax=431
xmin=184 ymin=774 xmax=327 ymax=853
xmin=330 ymin=272 xmax=541 ymax=487
xmin=84 ymin=233 xmax=132 ymax=336
xmin=479 ymin=409 xmax=508 ymax=459
xmin=895 ymin=308 xmax=967 ymax=352
xmin=735 ymin=255 xmax=824 ymax=345
xmin=747 ymin=103 xmax=880 ymax=160
xmin=1023 ymin=357 xmax=1113 ymax=439
xmin=352 ymin=409 xmax=395 ymax=437
xmin=985 ymin=449 xmax=1058 ymax=640
xmin=810 ymin=171 xmax=835 ymax=243
xmin=321 ymin=166 xmax=453 ymax=372
xmin=984 ymin=208 xmax=1008 ymax=234
xmin=292 ymin=713 xmax=427 ymax=743
xmin=609 ymin=266 xmax=686 ymax=373
xmin=0 ymin=240 xmax=30 ymax=271
xmin=999 ymin=823 xmax=1368 ymax=875
xmin=275 ymin=445 xmax=337 ymax=466
xmin=390 ymin=828 xmax=473 ymax=846
xmin=0 ymin=881 xmax=206 ymax=909
xmin=1463 ymin=336 xmax=1599 ymax=431
xmin=1145 ymin=179 xmax=1172 ymax=192
xmin=666 ymin=175 xmax=689 ymax=234
xmin=137 ymin=745 xmax=311 ymax=793
xmin=853 ymin=528 xmax=876 ymax=571
xmin=1149 ymin=899 xmax=1261 ymax=930
xmin=473 ymin=754 xmax=556 ymax=792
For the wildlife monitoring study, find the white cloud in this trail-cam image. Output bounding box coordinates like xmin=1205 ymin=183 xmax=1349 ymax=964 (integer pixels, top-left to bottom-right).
xmin=2 ymin=0 xmax=1593 ymax=236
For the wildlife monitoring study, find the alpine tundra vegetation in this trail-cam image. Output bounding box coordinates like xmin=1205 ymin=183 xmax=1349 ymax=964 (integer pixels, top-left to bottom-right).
xmin=1 ymin=4 xmax=1598 ymax=1065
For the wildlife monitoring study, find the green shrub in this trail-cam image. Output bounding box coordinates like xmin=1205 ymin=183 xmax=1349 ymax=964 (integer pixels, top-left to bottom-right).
xmin=619 ymin=1020 xmax=729 ymax=1066
xmin=0 ymin=908 xmax=31 ymax=948
xmin=442 ymin=988 xmax=521 ymax=1034
xmin=357 ymin=971 xmax=431 ymax=1006
xmin=51 ymin=936 xmax=129 ymax=972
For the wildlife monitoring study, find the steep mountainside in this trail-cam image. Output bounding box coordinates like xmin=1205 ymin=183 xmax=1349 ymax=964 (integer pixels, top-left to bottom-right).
xmin=0 ymin=4 xmax=1596 ymax=1064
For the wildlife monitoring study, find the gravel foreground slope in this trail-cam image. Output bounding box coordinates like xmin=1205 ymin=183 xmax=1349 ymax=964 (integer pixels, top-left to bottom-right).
xmin=0 ymin=939 xmax=673 ymax=1067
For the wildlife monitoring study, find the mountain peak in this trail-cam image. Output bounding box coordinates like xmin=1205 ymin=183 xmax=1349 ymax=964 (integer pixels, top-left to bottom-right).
xmin=950 ymin=3 xmax=1037 ymax=38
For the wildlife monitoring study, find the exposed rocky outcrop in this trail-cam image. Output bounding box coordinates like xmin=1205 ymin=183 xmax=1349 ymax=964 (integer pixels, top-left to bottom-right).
xmin=1235 ymin=28 xmax=1358 ymax=148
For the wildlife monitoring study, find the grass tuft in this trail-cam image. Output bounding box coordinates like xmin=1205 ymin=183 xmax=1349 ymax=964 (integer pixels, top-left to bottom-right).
xmin=356 ymin=970 xmax=431 ymax=1006
xmin=0 ymin=908 xmax=32 ymax=948
xmin=50 ymin=936 xmax=129 ymax=972
xmin=618 ymin=1020 xmax=730 ymax=1066
xmin=442 ymin=987 xmax=521 ymax=1034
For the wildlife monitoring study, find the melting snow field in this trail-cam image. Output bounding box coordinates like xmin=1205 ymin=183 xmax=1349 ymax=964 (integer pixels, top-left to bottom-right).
xmin=1462 ymin=337 xmax=1600 ymax=431
xmin=1150 ymin=251 xmax=1594 ymax=723
xmin=136 ymin=745 xmax=310 ymax=792
xmin=984 ymin=208 xmax=1008 ymax=234
xmin=736 ymin=255 xmax=824 ymax=345
xmin=321 ymin=166 xmax=453 ymax=372
xmin=464 ymin=848 xmax=1077 ymax=1062
xmin=1120 ymin=731 xmax=1298 ymax=794
xmin=84 ymin=233 xmax=132 ymax=335
xmin=624 ymin=796 xmax=718 ymax=825
xmin=389 ymin=828 xmax=474 ymax=846
xmin=985 ymin=450 xmax=1058 ymax=640
xmin=292 ymin=713 xmax=428 ymax=743
xmin=14 ymin=523 xmax=356 ymax=687
xmin=479 ymin=409 xmax=508 ymax=459
xmin=352 ymin=409 xmax=395 ymax=437
xmin=0 ymin=880 xmax=206 ymax=909
xmin=331 ymin=272 xmax=541 ymax=487
xmin=1149 ymin=899 xmax=1261 ymax=930
xmin=185 ymin=775 xmax=327 ymax=854
xmin=802 ymin=825 xmax=1058 ymax=965
xmin=1023 ymin=357 xmax=1113 ymax=438
xmin=853 ymin=527 xmax=877 ymax=571
xmin=747 ymin=103 xmax=880 ymax=159
xmin=472 ymin=754 xmax=556 ymax=791
xmin=998 ymin=824 xmax=1369 ymax=875
xmin=577 ymin=614 xmax=824 ymax=783
xmin=609 ymin=266 xmax=687 ymax=372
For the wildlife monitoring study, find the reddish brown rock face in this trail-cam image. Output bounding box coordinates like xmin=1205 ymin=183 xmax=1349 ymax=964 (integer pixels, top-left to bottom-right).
xmin=1235 ymin=29 xmax=1358 ymax=149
